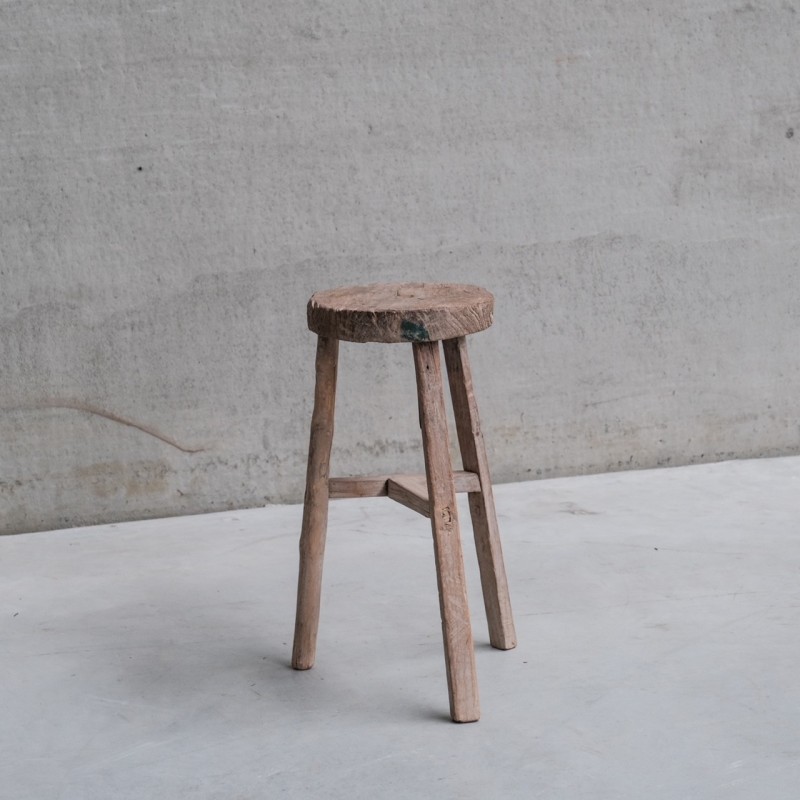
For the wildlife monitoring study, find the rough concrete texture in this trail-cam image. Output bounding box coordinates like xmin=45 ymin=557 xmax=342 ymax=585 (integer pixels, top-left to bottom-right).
xmin=2 ymin=2 xmax=800 ymax=534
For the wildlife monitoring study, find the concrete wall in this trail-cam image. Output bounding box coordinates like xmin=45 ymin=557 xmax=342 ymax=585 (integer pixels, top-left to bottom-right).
xmin=2 ymin=1 xmax=799 ymax=535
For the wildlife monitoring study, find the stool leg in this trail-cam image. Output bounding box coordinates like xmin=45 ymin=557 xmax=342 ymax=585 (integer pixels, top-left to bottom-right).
xmin=292 ymin=335 xmax=339 ymax=670
xmin=413 ymin=340 xmax=480 ymax=723
xmin=443 ymin=336 xmax=517 ymax=651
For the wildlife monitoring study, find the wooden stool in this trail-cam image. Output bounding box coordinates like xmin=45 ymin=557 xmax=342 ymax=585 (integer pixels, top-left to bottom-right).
xmin=291 ymin=283 xmax=516 ymax=723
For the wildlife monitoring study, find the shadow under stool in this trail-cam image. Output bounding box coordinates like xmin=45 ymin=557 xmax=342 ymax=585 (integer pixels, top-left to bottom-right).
xmin=291 ymin=282 xmax=516 ymax=723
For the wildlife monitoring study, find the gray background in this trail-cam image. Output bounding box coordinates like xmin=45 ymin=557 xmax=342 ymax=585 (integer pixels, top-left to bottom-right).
xmin=2 ymin=1 xmax=799 ymax=535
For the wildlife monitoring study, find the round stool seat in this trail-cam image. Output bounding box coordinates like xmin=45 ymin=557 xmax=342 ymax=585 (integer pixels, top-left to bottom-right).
xmin=307 ymin=282 xmax=494 ymax=343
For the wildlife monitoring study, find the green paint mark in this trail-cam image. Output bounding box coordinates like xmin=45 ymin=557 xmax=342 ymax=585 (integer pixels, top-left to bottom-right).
xmin=401 ymin=320 xmax=430 ymax=342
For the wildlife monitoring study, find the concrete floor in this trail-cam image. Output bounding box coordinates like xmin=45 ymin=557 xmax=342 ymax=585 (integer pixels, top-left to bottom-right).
xmin=2 ymin=457 xmax=800 ymax=799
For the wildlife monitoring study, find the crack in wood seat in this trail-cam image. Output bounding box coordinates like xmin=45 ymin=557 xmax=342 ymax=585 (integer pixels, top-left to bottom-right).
xmin=292 ymin=282 xmax=516 ymax=724
xmin=307 ymin=282 xmax=494 ymax=343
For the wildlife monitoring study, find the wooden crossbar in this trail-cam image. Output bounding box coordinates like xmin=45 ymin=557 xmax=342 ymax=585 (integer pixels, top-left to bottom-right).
xmin=328 ymin=475 xmax=392 ymax=498
xmin=328 ymin=471 xmax=481 ymax=506
xmin=387 ymin=475 xmax=431 ymax=517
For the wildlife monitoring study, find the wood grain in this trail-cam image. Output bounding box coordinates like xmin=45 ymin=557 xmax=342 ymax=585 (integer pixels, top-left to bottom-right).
xmin=328 ymin=470 xmax=480 ymax=499
xmin=308 ymin=283 xmax=493 ymax=343
xmin=292 ymin=336 xmax=339 ymax=670
xmin=443 ymin=336 xmax=517 ymax=651
xmin=387 ymin=475 xmax=431 ymax=517
xmin=413 ymin=340 xmax=480 ymax=723
xmin=328 ymin=475 xmax=392 ymax=498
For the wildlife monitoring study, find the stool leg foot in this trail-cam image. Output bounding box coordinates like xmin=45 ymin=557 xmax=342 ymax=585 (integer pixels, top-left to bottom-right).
xmin=443 ymin=337 xmax=517 ymax=651
xmin=413 ymin=341 xmax=480 ymax=723
xmin=292 ymin=336 xmax=339 ymax=670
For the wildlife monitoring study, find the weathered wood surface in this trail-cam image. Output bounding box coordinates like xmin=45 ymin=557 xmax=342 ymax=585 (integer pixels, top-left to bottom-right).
xmin=444 ymin=336 xmax=517 ymax=651
xmin=387 ymin=475 xmax=431 ymax=517
xmin=328 ymin=470 xmax=480 ymax=499
xmin=294 ymin=287 xmax=510 ymax=721
xmin=413 ymin=340 xmax=480 ymax=723
xmin=328 ymin=475 xmax=392 ymax=498
xmin=292 ymin=336 xmax=339 ymax=671
xmin=308 ymin=283 xmax=494 ymax=343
